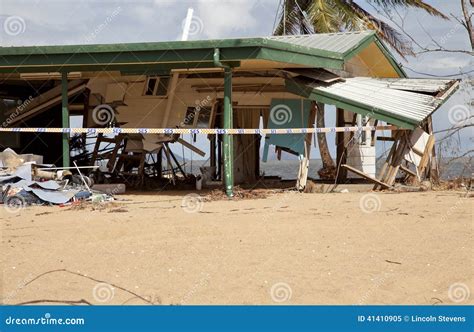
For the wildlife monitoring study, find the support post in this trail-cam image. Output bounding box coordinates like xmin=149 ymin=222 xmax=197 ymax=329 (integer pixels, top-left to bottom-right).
xmin=223 ymin=67 xmax=234 ymax=197
xmin=336 ymin=108 xmax=347 ymax=183
xmin=61 ymin=72 xmax=70 ymax=167
xmin=214 ymin=47 xmax=233 ymax=197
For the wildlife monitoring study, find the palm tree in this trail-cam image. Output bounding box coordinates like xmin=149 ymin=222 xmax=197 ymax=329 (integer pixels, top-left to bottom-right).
xmin=274 ymin=0 xmax=447 ymax=179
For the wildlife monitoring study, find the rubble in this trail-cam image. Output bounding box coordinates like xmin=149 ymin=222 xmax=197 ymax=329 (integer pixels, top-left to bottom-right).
xmin=205 ymin=186 xmax=271 ymax=201
xmin=0 ymin=148 xmax=117 ymax=209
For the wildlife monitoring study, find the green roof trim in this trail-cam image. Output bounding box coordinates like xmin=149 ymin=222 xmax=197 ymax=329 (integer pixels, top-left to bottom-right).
xmin=0 ymin=31 xmax=405 ymax=75
xmin=341 ymin=31 xmax=376 ymax=60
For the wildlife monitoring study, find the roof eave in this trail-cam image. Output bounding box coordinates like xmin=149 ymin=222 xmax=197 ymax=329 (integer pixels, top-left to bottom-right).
xmin=341 ymin=31 xmax=407 ymax=78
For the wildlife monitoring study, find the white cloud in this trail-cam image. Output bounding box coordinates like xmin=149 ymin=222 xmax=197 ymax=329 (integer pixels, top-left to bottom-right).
xmin=195 ymin=0 xmax=258 ymax=38
xmin=428 ymin=56 xmax=472 ymax=70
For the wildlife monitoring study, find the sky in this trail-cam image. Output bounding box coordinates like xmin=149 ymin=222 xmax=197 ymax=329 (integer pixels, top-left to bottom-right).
xmin=0 ymin=0 xmax=472 ymax=160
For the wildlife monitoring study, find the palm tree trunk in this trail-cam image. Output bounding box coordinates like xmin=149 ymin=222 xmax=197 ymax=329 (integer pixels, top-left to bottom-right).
xmin=316 ymin=103 xmax=336 ymax=179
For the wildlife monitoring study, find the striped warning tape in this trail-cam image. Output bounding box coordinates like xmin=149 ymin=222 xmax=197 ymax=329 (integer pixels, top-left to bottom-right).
xmin=0 ymin=126 xmax=403 ymax=135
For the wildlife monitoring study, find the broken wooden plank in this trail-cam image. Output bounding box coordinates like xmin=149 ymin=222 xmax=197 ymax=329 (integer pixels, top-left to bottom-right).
xmin=342 ymin=164 xmax=392 ymax=189
xmin=418 ymin=135 xmax=435 ymax=176
xmin=400 ymin=164 xmax=417 ymax=177
xmin=177 ymin=138 xmax=206 ymax=157
xmin=385 ymin=135 xmax=410 ymax=186
xmin=374 ymin=131 xmax=400 ymax=190
xmin=377 ymin=136 xmax=396 ymax=142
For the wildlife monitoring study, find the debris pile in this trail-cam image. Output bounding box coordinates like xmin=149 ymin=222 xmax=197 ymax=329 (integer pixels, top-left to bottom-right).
xmin=0 ymin=148 xmax=115 ymax=210
xmin=205 ymin=186 xmax=271 ymax=201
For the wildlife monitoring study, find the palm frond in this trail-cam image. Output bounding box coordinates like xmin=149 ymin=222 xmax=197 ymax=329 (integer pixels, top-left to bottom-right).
xmin=274 ymin=0 xmax=315 ymax=35
xmin=273 ymin=0 xmax=301 ymax=35
xmin=274 ymin=0 xmax=446 ymax=57
xmin=335 ymin=0 xmax=414 ymax=58
xmin=331 ymin=0 xmax=366 ymax=30
xmin=367 ymin=0 xmax=448 ymax=19
xmin=307 ymin=0 xmax=343 ymax=33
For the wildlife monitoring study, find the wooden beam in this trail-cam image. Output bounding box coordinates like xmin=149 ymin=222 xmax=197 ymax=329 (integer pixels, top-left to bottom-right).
xmin=342 ymin=164 xmax=392 ymax=189
xmin=400 ymin=164 xmax=417 ymax=177
xmin=418 ymin=135 xmax=435 ymax=176
xmin=377 ymin=136 xmax=396 ymax=142
xmin=177 ymin=137 xmax=206 ymax=157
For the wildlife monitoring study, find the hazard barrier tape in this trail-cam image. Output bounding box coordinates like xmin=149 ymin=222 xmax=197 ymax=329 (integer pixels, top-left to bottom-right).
xmin=0 ymin=126 xmax=404 ymax=135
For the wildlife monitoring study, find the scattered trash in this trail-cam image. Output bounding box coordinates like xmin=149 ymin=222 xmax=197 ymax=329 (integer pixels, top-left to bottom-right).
xmin=205 ymin=186 xmax=270 ymax=201
xmin=0 ymin=148 xmax=116 ymax=209
xmin=91 ymin=184 xmax=126 ymax=195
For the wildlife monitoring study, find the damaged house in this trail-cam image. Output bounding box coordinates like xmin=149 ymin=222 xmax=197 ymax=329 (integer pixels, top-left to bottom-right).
xmin=0 ymin=31 xmax=460 ymax=198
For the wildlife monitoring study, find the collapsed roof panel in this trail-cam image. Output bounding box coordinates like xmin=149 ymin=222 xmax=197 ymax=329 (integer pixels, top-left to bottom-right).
xmin=286 ymin=77 xmax=460 ymax=129
xmin=283 ymin=68 xmax=343 ymax=83
xmin=374 ymin=78 xmax=458 ymax=94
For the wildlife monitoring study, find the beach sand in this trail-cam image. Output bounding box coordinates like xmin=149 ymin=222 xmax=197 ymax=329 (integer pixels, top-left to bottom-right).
xmin=1 ymin=189 xmax=472 ymax=305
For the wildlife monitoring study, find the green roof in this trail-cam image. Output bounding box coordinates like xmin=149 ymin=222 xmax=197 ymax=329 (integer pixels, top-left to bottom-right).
xmin=0 ymin=31 xmax=405 ymax=76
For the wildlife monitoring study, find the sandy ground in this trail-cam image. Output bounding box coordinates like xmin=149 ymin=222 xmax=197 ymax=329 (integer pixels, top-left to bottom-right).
xmin=1 ymin=189 xmax=472 ymax=305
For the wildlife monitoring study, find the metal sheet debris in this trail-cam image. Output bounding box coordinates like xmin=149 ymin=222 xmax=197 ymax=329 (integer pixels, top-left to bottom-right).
xmin=0 ymin=148 xmax=114 ymax=207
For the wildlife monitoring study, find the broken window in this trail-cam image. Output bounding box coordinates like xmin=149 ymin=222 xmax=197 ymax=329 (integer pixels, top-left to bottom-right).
xmin=156 ymin=77 xmax=170 ymax=96
xmin=143 ymin=76 xmax=170 ymax=97
xmin=183 ymin=107 xmax=212 ymax=128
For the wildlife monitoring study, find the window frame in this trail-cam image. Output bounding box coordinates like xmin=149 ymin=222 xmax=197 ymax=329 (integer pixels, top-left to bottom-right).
xmin=143 ymin=76 xmax=170 ymax=98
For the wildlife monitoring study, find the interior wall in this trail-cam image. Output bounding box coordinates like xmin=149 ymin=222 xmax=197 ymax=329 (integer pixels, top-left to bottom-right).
xmin=85 ymin=74 xmax=301 ymax=129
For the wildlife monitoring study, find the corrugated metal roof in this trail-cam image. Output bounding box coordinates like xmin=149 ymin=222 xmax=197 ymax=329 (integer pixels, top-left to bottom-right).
xmin=0 ymin=31 xmax=375 ymax=57
xmin=0 ymin=31 xmax=399 ymax=76
xmin=266 ymin=31 xmax=374 ymax=54
xmin=377 ymin=78 xmax=455 ymax=94
xmin=286 ymin=77 xmax=459 ymax=128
